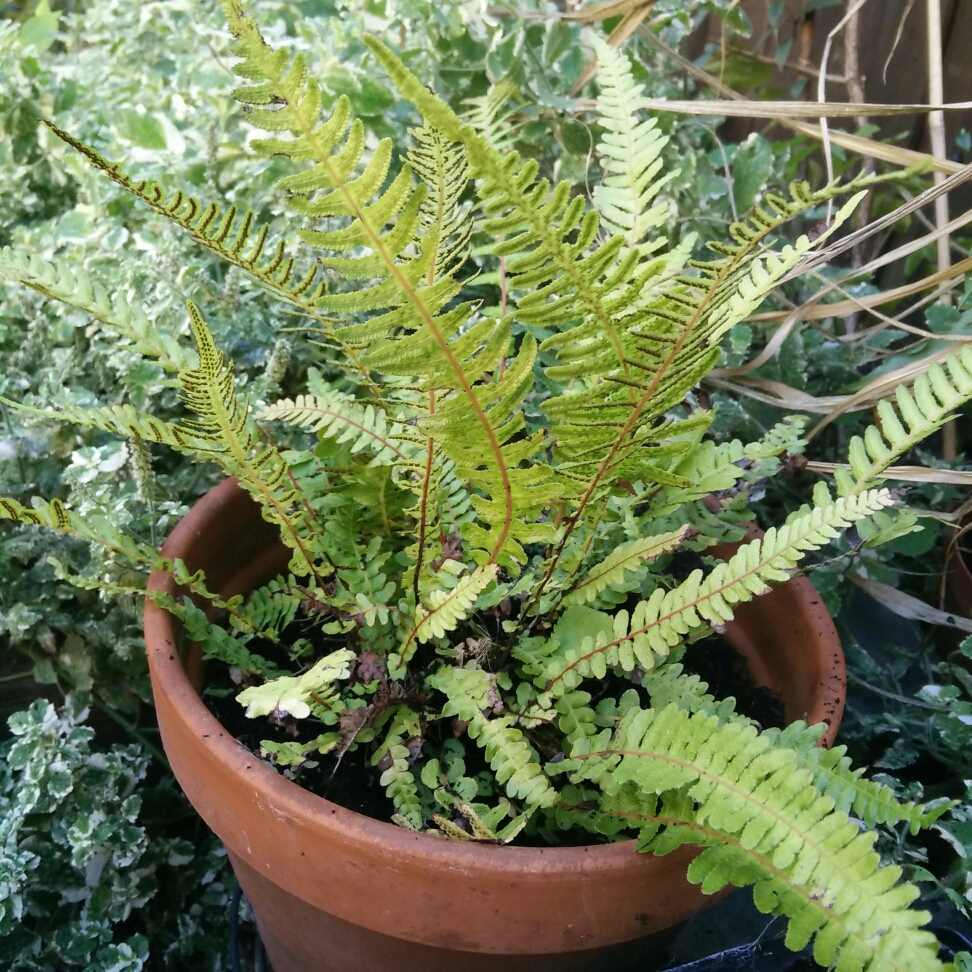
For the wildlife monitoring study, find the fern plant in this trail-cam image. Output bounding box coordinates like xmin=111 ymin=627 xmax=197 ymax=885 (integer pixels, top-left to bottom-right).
xmin=0 ymin=7 xmax=965 ymax=969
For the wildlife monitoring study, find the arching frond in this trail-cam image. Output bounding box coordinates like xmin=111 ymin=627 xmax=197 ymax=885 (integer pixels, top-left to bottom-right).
xmin=769 ymin=722 xmax=950 ymax=834
xmin=535 ymin=489 xmax=895 ymax=697
xmin=178 ymin=301 xmax=327 ymax=579
xmin=0 ymin=247 xmax=190 ymax=370
xmin=564 ymin=704 xmax=945 ymax=972
xmin=42 ymin=122 xmax=379 ymax=391
xmin=835 ymin=345 xmax=972 ymax=494
xmin=563 ymin=525 xmax=690 ymax=606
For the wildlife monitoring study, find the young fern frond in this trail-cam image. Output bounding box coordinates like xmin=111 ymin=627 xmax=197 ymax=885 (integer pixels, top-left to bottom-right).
xmin=392 ymin=564 xmax=498 ymax=674
xmin=591 ymin=35 xmax=674 ymax=252
xmin=462 ymin=77 xmax=523 ymax=154
xmin=407 ymin=121 xmax=472 ymax=283
xmin=0 ymin=248 xmax=190 ymax=370
xmin=562 ymin=526 xmax=690 ymax=606
xmin=258 ymin=394 xmax=422 ymax=467
xmin=834 ymin=345 xmax=972 ymax=494
xmin=429 ymin=666 xmax=558 ymax=809
xmin=564 ymin=704 xmax=945 ymax=972
xmin=539 ymin=489 xmax=895 ymax=696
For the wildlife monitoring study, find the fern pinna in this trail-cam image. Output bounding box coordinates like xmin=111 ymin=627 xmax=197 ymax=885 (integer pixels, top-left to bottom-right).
xmin=0 ymin=4 xmax=965 ymax=969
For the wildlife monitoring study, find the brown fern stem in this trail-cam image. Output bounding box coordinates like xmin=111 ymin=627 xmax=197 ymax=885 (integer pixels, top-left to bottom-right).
xmin=413 ymin=390 xmax=435 ymax=603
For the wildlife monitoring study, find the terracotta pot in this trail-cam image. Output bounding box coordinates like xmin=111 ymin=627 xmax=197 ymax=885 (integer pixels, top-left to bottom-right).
xmin=144 ymin=480 xmax=845 ymax=972
xmin=946 ymin=523 xmax=972 ymax=620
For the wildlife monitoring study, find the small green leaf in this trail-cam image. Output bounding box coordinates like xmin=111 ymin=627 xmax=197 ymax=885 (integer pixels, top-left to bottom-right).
xmin=19 ymin=0 xmax=59 ymax=54
xmin=119 ymin=110 xmax=168 ymax=150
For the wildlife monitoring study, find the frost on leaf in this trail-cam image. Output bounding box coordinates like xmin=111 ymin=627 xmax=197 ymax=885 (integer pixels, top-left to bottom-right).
xmin=236 ymin=648 xmax=355 ymax=719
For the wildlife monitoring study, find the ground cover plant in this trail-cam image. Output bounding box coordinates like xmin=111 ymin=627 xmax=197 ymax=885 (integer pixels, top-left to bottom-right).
xmin=5 ymin=2 xmax=972 ymax=969
xmin=0 ymin=5 xmax=968 ymax=964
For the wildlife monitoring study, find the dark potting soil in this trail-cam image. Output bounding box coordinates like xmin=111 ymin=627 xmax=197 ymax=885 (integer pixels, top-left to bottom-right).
xmin=680 ymin=635 xmax=787 ymax=731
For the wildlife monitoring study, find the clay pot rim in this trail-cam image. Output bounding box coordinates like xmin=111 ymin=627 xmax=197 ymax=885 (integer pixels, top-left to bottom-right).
xmin=145 ymin=477 xmax=842 ymax=868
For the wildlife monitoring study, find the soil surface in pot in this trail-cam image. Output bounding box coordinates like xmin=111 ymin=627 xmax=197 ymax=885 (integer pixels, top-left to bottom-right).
xmin=202 ymin=615 xmax=785 ymax=842
xmin=680 ymin=635 xmax=785 ymax=733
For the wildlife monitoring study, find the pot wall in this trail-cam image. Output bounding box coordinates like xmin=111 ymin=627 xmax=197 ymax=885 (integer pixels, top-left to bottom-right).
xmin=144 ymin=479 xmax=846 ymax=971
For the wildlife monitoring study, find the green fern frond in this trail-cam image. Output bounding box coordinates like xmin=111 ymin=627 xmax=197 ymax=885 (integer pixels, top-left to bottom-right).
xmin=462 ymin=77 xmax=523 ymax=153
xmin=641 ymin=663 xmax=742 ymax=725
xmin=225 ymin=8 xmax=558 ymax=568
xmin=836 ymin=346 xmax=972 ymax=494
xmin=540 ymin=489 xmax=895 ymax=696
xmin=231 ymin=578 xmax=303 ymax=639
xmin=0 ymin=397 xmax=204 ymax=454
xmin=563 ymin=525 xmax=691 ymax=606
xmin=0 ymin=247 xmax=190 ymax=370
xmin=429 ymin=666 xmax=558 ymax=809
xmin=41 ymin=122 xmax=382 ymax=391
xmin=392 ymin=564 xmax=498 ymax=675
xmin=178 ymin=301 xmax=327 ymax=579
xmin=258 ymin=394 xmax=421 ymax=466
xmin=649 ymin=416 xmax=807 ymax=515
xmin=565 ymin=704 xmax=944 ymax=972
xmin=591 ymin=35 xmax=674 ymax=252
xmin=770 ymin=722 xmax=949 ymax=835
xmin=364 ymin=34 xmax=869 ymax=510
xmin=373 ymin=709 xmax=423 ymax=829
xmin=407 ymin=121 xmax=472 ymax=282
